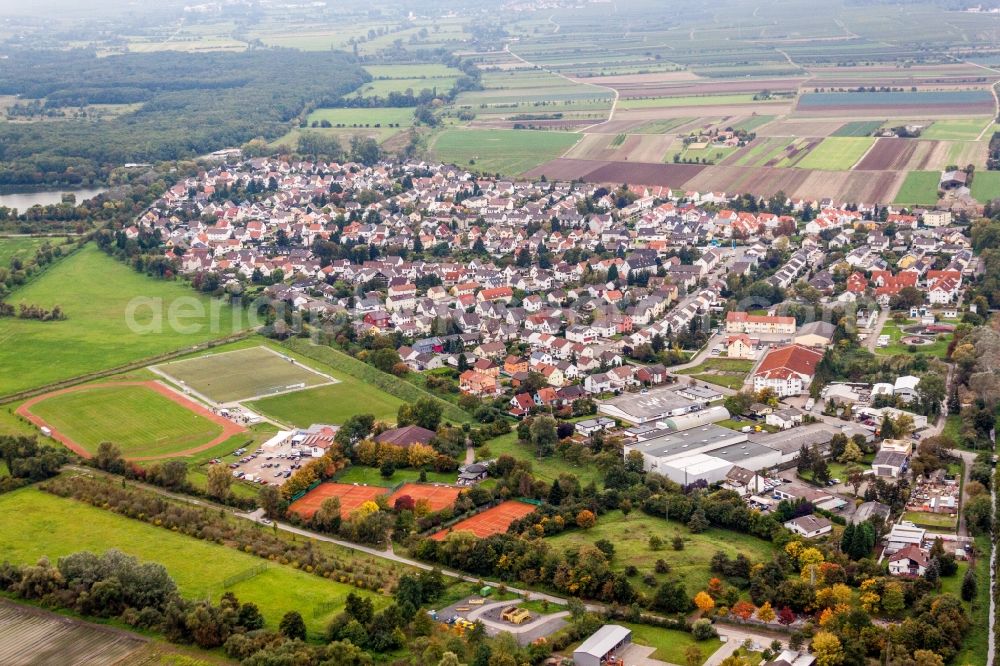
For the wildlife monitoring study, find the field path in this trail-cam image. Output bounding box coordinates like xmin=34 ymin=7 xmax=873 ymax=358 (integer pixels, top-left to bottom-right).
xmin=17 ymin=380 xmax=246 ymax=461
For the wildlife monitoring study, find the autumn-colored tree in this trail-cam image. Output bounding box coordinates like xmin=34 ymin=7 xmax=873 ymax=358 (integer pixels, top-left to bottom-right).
xmin=576 ymin=509 xmax=596 ymax=529
xmin=818 ymin=607 xmax=834 ymax=627
xmin=784 ymin=541 xmax=803 ymax=560
xmin=881 ymin=581 xmax=905 ymax=617
xmin=811 ymin=632 xmax=844 ymax=666
xmin=694 ymin=591 xmax=715 ymax=612
xmin=353 ymin=500 xmax=380 ymax=519
xmin=859 ymin=578 xmax=880 ymax=614
xmin=755 ymin=601 xmax=775 ymax=623
xmin=815 ymin=583 xmax=852 ymax=609
xmin=731 ymin=600 xmax=756 ymax=621
xmin=707 ymin=577 xmax=724 ymax=599
xmin=408 ymin=442 xmax=437 ymax=468
xmin=777 ymin=607 xmax=795 ymax=625
xmin=414 ymin=498 xmax=432 ymax=517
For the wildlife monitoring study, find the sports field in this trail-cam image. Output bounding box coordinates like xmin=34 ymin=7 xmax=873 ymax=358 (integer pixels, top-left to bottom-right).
xmin=430 ymin=129 xmax=581 ymax=175
xmin=388 ymin=483 xmax=461 ymax=512
xmin=0 ymin=487 xmax=385 ymax=638
xmin=431 ymin=500 xmax=536 ymax=540
xmin=248 ymin=382 xmax=403 ymax=426
xmin=18 ymin=381 xmax=243 ymax=460
xmin=288 ymin=482 xmax=387 ymax=519
xmin=0 ymin=245 xmax=248 ymax=396
xmin=153 ymin=346 xmax=335 ymax=404
xmin=794 ymin=137 xmax=874 ymax=170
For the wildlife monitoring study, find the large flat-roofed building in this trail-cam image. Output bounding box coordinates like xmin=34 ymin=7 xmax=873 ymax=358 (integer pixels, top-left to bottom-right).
xmin=574 ymin=624 xmax=632 ymax=666
xmin=624 ymin=423 xmax=785 ymax=485
xmin=749 ymin=422 xmax=873 ymax=465
xmin=598 ymin=387 xmax=697 ymax=424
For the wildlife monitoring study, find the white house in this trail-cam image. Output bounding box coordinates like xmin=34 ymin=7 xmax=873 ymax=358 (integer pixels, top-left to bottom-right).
xmin=784 ymin=515 xmax=832 ymax=539
xmin=888 ymin=544 xmax=929 ymax=577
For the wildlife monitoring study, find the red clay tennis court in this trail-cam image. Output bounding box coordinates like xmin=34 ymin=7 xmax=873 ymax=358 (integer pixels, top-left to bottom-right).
xmin=431 ymin=500 xmax=537 ymax=540
xmin=388 ymin=483 xmax=462 ymax=512
xmin=288 ymin=483 xmax=386 ymax=519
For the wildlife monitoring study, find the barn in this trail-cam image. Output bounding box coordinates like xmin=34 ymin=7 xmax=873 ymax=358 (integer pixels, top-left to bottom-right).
xmin=573 ymin=625 xmax=632 ymax=666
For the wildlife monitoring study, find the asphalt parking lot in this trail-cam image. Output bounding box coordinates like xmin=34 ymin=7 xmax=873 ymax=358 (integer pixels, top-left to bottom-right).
xmin=210 ymin=438 xmax=306 ymax=487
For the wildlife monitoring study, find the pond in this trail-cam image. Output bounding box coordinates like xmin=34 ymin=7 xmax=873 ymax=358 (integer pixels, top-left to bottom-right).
xmin=0 ymin=186 xmax=109 ymax=210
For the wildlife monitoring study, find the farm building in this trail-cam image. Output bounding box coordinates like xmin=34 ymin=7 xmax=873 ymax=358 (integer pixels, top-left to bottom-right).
xmin=573 ymin=625 xmax=632 ymax=666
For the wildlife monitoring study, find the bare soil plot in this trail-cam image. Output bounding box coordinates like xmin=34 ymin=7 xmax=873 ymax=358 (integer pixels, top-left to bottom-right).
xmin=0 ymin=599 xmax=145 ymax=666
xmin=756 ymin=118 xmax=848 ymax=137
xmin=854 ymin=138 xmax=916 ymax=170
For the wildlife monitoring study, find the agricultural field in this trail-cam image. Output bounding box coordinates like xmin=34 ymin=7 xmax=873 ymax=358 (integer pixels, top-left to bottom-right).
xmin=832 ymin=120 xmax=883 ymax=137
xmin=972 ymin=170 xmax=1000 ymax=203
xmin=0 ymin=487 xmax=387 ymax=638
xmin=854 ymin=139 xmax=957 ymax=172
xmin=430 ymin=129 xmax=581 ymax=175
xmin=796 ymin=91 xmax=995 ymax=115
xmin=617 ymin=94 xmax=785 ymax=110
xmin=248 ymin=381 xmax=404 ymax=427
xmin=565 ymin=133 xmax=676 ymax=163
xmin=22 ymin=382 xmax=230 ymax=459
xmin=306 ymin=107 xmax=416 ymax=128
xmin=921 ymin=118 xmax=993 ymax=141
xmin=0 ymin=600 xmax=146 ymax=666
xmin=794 ymin=137 xmax=875 ymax=170
xmin=546 ymin=511 xmax=775 ymax=595
xmin=894 ymin=171 xmax=942 ymax=206
xmin=153 ymin=345 xmax=335 ymax=404
xmin=0 ymin=244 xmax=248 ymax=397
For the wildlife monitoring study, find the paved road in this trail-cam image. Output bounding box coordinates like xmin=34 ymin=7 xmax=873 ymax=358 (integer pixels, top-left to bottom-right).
xmin=863 ymin=309 xmax=891 ymax=352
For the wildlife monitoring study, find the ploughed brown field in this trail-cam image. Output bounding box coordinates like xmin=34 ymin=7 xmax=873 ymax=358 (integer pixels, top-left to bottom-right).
xmin=524 ymin=158 xmax=707 ymax=186
xmin=585 ymin=76 xmax=805 ymax=98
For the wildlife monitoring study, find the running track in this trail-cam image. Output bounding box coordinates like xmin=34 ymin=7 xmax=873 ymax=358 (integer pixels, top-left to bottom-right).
xmin=16 ymin=380 xmax=246 ymax=461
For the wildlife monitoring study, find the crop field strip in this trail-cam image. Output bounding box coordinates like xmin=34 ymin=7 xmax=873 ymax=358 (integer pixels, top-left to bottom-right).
xmin=0 ymin=600 xmax=145 ymax=666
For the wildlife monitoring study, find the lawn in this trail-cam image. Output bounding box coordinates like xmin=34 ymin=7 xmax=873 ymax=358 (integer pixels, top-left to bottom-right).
xmin=622 ymin=621 xmax=723 ymax=666
xmin=249 ymin=382 xmax=403 ymax=427
xmin=546 ymin=511 xmax=776 ymax=595
xmin=481 ymin=432 xmax=604 ymax=487
xmin=875 ymin=318 xmax=951 ymax=359
xmin=27 ymin=384 xmax=223 ymax=458
xmin=0 ymin=236 xmax=68 ymax=267
xmin=971 ymin=170 xmax=1000 ymax=203
xmin=893 ymin=171 xmax=941 ymax=206
xmin=794 ymin=137 xmax=875 ymax=170
xmin=0 ymin=487 xmax=386 ymax=639
xmin=901 ymin=510 xmax=957 ymax=531
xmin=306 ymin=107 xmax=416 ymax=127
xmin=430 ymin=129 xmax=581 ymax=176
xmin=334 ymin=465 xmax=456 ymax=486
xmin=676 ymin=358 xmax=753 ymax=389
xmin=953 ymin=535 xmax=991 ymax=666
xmin=0 ymin=244 xmax=247 ymax=396
xmin=921 ymin=118 xmax=992 ymax=141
